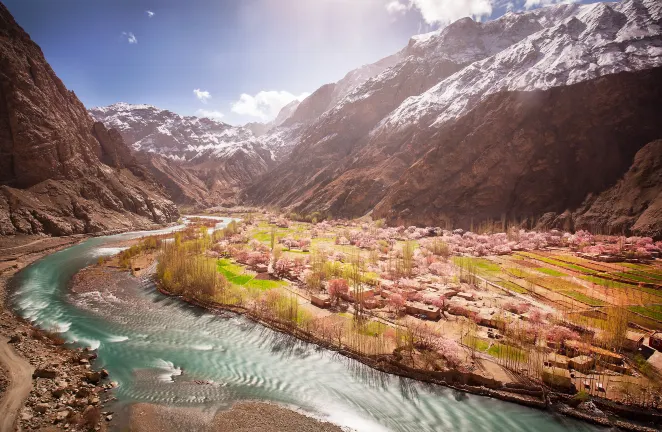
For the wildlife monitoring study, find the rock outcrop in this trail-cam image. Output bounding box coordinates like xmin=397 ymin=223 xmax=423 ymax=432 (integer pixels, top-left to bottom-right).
xmin=560 ymin=140 xmax=662 ymax=238
xmin=0 ymin=3 xmax=178 ymax=236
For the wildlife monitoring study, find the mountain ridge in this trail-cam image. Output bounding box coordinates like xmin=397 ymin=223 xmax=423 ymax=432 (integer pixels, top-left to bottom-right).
xmin=0 ymin=3 xmax=179 ymax=236
xmin=242 ymin=0 xmax=662 ymax=237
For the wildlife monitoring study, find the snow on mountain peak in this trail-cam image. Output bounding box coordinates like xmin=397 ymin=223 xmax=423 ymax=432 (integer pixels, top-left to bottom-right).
xmin=89 ymin=103 xmax=274 ymax=163
xmin=372 ymin=0 xmax=661 ymax=137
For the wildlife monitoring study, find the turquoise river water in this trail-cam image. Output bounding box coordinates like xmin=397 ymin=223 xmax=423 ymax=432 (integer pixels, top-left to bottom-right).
xmin=8 ymin=219 xmax=600 ymax=431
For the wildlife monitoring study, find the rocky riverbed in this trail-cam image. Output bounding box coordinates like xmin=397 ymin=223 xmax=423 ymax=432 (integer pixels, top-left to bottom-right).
xmin=0 ymin=234 xmax=113 ymax=431
xmin=127 ymin=401 xmax=344 ymax=432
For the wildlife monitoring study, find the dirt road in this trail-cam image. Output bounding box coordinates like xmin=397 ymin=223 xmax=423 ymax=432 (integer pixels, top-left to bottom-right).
xmin=0 ymin=337 xmax=33 ymax=432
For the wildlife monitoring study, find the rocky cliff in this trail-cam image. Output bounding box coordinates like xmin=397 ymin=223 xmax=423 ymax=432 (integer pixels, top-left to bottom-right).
xmin=0 ymin=3 xmax=178 ymax=236
xmin=563 ymin=140 xmax=662 ymax=238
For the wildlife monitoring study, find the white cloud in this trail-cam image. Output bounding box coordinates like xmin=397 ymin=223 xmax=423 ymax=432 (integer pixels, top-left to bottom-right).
xmin=523 ymin=0 xmax=576 ymax=9
xmin=386 ymin=0 xmax=493 ymax=25
xmin=410 ymin=0 xmax=493 ymax=24
xmin=146 ymin=10 xmax=155 ymax=18
xmin=193 ymin=89 xmax=212 ymax=104
xmin=196 ymin=109 xmax=225 ymax=121
xmin=388 ymin=0 xmax=578 ymax=25
xmin=121 ymin=32 xmax=138 ymax=44
xmin=386 ymin=0 xmax=408 ymax=14
xmin=231 ymin=90 xmax=310 ymax=121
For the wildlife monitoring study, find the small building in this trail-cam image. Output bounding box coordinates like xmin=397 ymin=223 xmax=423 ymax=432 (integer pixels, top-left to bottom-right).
xmin=650 ymin=332 xmax=662 ymax=351
xmin=456 ymin=292 xmax=475 ymax=301
xmin=623 ymin=331 xmax=646 ymax=352
xmin=254 ymin=264 xmax=268 ymax=273
xmin=542 ymin=366 xmax=574 ymax=390
xmin=544 ymin=353 xmax=570 ymax=369
xmin=348 ymin=287 xmax=375 ymax=303
xmin=363 ymin=298 xmax=383 ymax=310
xmin=405 ymin=301 xmax=441 ymax=320
xmin=311 ymin=294 xmax=331 ymax=309
xmin=570 ymin=355 xmax=595 ymax=372
xmin=604 ymin=362 xmax=629 ymax=375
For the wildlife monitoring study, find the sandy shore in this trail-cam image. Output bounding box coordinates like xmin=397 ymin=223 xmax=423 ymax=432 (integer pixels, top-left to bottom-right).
xmin=128 ymin=402 xmax=344 ymax=432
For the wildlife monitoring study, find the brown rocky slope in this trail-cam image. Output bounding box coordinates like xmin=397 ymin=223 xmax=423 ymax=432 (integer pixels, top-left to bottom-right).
xmin=0 ymin=3 xmax=178 ymax=235
xmin=372 ymin=68 xmax=662 ymax=237
xmin=568 ymin=140 xmax=662 ymax=238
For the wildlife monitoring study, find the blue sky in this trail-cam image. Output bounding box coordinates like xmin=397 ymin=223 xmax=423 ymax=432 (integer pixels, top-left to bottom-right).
xmin=5 ymin=0 xmax=602 ymax=125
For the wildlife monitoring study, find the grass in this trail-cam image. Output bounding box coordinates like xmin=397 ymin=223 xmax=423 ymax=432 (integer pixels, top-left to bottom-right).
xmin=487 ymin=342 xmax=528 ymax=362
xmin=283 ymin=249 xmax=310 ymax=255
xmin=629 ymin=306 xmax=662 ymax=322
xmin=498 ymin=280 xmax=528 ymax=294
xmin=530 ymin=276 xmax=586 ymax=293
xmin=217 ymin=259 xmax=246 ymax=278
xmin=615 ymin=272 xmax=662 ymax=285
xmin=217 ymin=258 xmax=286 ymax=290
xmin=517 ymin=253 xmax=599 ymax=276
xmin=453 ymin=257 xmax=500 ymax=274
xmin=535 ymin=267 xmax=568 ymax=277
xmin=564 ymin=291 xmax=606 ymax=306
xmin=503 ymin=267 xmax=536 ymax=279
xmin=579 ymin=275 xmax=635 ymax=290
xmin=356 ymin=320 xmax=389 ymax=337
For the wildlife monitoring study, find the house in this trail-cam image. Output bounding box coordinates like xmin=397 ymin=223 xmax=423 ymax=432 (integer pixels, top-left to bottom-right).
xmin=348 ymin=287 xmax=375 ymax=303
xmin=405 ymin=301 xmax=441 ymax=320
xmin=544 ymin=353 xmax=570 ymax=369
xmin=542 ymin=367 xmax=574 ymax=390
xmin=570 ymin=355 xmax=595 ymax=372
xmin=363 ymin=298 xmax=383 ymax=310
xmin=254 ymin=264 xmax=268 ymax=273
xmin=650 ymin=332 xmax=662 ymax=351
xmin=456 ymin=292 xmax=475 ymax=301
xmin=311 ymin=294 xmax=331 ymax=309
xmin=564 ymin=340 xmax=623 ymax=365
xmin=623 ymin=330 xmax=646 ymax=352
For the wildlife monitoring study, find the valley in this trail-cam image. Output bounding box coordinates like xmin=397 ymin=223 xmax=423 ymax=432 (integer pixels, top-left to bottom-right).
xmin=1 ymin=0 xmax=662 ymax=431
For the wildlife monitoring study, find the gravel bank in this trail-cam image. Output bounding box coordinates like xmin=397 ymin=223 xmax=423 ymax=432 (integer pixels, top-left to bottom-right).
xmin=128 ymin=402 xmax=345 ymax=432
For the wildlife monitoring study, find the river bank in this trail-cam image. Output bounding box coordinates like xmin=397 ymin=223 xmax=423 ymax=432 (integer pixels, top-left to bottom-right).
xmin=143 ymin=269 xmax=659 ymax=432
xmin=124 ymin=401 xmax=344 ymax=432
xmin=70 ymin=241 xmax=658 ymax=432
xmin=0 ymin=223 xmax=175 ymax=431
xmin=0 ymin=234 xmax=113 ymax=431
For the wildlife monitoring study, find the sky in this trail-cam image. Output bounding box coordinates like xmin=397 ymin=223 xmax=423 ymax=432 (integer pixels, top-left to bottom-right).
xmin=4 ymin=0 xmax=602 ymax=125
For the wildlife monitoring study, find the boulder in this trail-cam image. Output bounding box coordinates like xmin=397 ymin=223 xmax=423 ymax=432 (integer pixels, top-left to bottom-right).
xmin=85 ymin=371 xmax=101 ymax=384
xmin=32 ymin=369 xmax=57 ymax=379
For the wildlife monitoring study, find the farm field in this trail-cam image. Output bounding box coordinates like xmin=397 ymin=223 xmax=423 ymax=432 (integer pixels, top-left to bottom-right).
xmin=150 ymin=212 xmax=662 ymax=409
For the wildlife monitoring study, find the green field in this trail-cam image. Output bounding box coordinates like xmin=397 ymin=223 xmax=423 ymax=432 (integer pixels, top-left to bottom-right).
xmin=535 ymin=267 xmax=567 ymax=277
xmin=217 ymin=259 xmax=286 ymax=290
xmin=564 ymin=291 xmax=606 ymax=306
xmin=629 ymin=305 xmax=662 ymax=322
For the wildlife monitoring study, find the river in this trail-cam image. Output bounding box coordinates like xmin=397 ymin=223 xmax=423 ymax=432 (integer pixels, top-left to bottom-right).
xmin=8 ymin=219 xmax=599 ymax=432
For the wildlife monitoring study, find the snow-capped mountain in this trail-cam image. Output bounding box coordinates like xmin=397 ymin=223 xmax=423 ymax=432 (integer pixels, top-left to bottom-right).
xmin=90 ymin=103 xmax=276 ymax=207
xmin=244 ymin=0 xmax=662 ymax=237
xmin=377 ymin=0 xmax=661 ymax=133
xmin=89 ymin=103 xmax=272 ymax=163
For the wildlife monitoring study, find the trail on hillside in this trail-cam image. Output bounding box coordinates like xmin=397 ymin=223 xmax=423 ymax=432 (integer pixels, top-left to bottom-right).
xmin=0 ymin=337 xmax=34 ymax=432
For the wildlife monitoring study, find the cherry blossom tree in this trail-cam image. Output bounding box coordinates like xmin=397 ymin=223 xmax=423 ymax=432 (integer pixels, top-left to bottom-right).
xmin=388 ymin=293 xmax=406 ymax=315
xmin=328 ymin=278 xmax=349 ymax=305
xmin=546 ymin=325 xmax=580 ymax=343
xmin=437 ymin=338 xmax=464 ymax=369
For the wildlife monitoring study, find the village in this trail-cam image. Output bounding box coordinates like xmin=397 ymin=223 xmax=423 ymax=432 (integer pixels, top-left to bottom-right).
xmin=115 ymin=210 xmax=662 ymax=424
